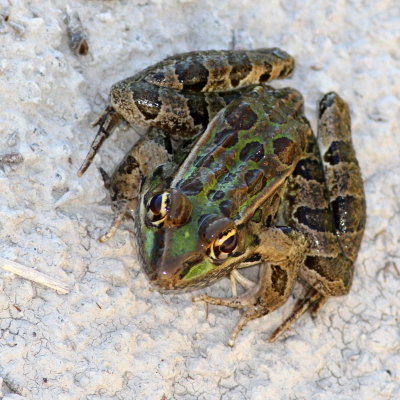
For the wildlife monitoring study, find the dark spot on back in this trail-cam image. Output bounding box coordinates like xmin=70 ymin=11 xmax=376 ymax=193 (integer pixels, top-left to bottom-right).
xmin=178 ymin=178 xmax=204 ymax=196
xmin=175 ymin=60 xmax=209 ymax=91
xmin=226 ymin=103 xmax=258 ymax=130
xmin=259 ymin=71 xmax=271 ymax=82
xmin=207 ymin=190 xmax=225 ymax=202
xmin=240 ymin=142 xmax=265 ymax=162
xmin=304 ymin=255 xmax=317 ymax=269
xmin=273 ymin=137 xmax=299 ymax=164
xmin=259 ymin=62 xmax=272 ymax=82
xmin=219 ymin=199 xmax=234 ymax=217
xmin=213 ymin=129 xmax=238 ymax=148
xmin=294 ymin=206 xmax=330 ymax=232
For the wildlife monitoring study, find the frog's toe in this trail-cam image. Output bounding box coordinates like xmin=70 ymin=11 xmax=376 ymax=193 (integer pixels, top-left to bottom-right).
xmin=193 ymin=293 xmax=256 ymax=309
xmin=228 ymin=308 xmax=267 ymax=346
xmin=268 ymin=290 xmax=323 ymax=342
xmin=98 ymin=201 xmax=130 ymax=242
xmin=230 ymin=270 xmax=257 ymax=290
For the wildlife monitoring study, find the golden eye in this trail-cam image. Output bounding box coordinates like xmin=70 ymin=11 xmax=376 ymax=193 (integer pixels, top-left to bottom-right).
xmin=208 ymin=228 xmax=238 ymax=261
xmin=146 ymin=192 xmax=171 ymax=227
xmin=145 ymin=189 xmax=192 ymax=228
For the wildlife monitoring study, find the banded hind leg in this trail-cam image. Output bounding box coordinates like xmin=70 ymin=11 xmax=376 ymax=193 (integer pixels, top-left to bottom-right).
xmin=78 ymin=48 xmax=294 ymax=175
xmin=270 ymin=92 xmax=366 ymax=342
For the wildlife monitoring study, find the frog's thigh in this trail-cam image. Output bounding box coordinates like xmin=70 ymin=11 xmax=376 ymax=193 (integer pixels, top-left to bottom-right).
xmin=286 ymin=93 xmax=365 ymax=298
xmin=142 ymin=48 xmax=294 ymax=92
xmin=281 ymin=131 xmax=349 ymax=296
xmin=317 ymin=92 xmax=366 ymax=263
xmin=111 ymin=81 xmax=235 ymax=142
xmin=99 ymin=131 xmax=170 ymax=242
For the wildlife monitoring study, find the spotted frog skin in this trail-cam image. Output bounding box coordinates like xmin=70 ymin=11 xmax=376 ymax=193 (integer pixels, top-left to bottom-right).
xmin=78 ymin=48 xmax=366 ymax=345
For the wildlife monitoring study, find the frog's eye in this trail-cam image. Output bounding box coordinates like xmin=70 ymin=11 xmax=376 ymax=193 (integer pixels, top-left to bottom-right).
xmin=198 ymin=214 xmax=239 ymax=261
xmin=146 ymin=192 xmax=171 ymax=227
xmin=146 ymin=189 xmax=192 ymax=228
xmin=208 ymin=228 xmax=238 ymax=261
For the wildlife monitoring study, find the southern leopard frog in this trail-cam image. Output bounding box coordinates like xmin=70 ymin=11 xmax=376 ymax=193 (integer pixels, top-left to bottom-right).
xmin=78 ymin=48 xmax=366 ymax=345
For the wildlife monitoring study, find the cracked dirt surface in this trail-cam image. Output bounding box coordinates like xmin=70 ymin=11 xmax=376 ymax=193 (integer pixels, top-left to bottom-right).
xmin=1 ymin=0 xmax=399 ymax=399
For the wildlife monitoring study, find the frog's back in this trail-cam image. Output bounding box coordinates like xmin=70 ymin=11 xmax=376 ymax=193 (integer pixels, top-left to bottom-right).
xmin=173 ymin=86 xmax=310 ymax=222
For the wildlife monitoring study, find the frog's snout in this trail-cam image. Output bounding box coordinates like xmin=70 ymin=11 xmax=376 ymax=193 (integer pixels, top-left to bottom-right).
xmin=147 ymin=252 xmax=204 ymax=291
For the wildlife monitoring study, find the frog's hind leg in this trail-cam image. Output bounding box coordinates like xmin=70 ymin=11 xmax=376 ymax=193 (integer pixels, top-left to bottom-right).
xmin=268 ymin=288 xmax=323 ymax=342
xmin=317 ymin=92 xmax=366 ymax=262
xmin=275 ymin=92 xmax=366 ymax=340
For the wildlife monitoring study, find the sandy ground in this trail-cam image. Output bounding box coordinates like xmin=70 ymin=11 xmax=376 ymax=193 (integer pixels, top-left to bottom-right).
xmin=1 ymin=0 xmax=399 ymax=399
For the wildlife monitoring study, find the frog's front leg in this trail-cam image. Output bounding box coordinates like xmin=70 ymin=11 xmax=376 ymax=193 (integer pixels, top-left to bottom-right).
xmin=98 ymin=129 xmax=171 ymax=242
xmin=194 ymin=227 xmax=307 ymax=346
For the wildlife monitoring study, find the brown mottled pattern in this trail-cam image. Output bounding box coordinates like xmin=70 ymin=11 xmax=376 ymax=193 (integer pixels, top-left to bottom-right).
xmin=318 ymin=92 xmax=366 ymax=262
xmin=142 ymin=48 xmax=294 ymax=92
xmin=280 ymin=92 xmax=365 ymax=296
xmin=270 ymin=265 xmax=288 ymax=296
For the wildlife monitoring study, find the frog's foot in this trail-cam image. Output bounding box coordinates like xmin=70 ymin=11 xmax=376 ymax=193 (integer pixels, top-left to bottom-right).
xmin=193 ymin=276 xmax=269 ymax=346
xmin=77 ymin=107 xmax=121 ymax=176
xmin=99 ymin=203 xmax=129 ymax=242
xmin=97 ymin=166 xmax=138 ymax=242
xmin=228 ymin=308 xmax=267 ymax=347
xmin=268 ymin=289 xmax=323 ymax=342
xmin=98 ymin=199 xmax=135 ymax=242
xmin=194 ymin=292 xmax=269 ymax=346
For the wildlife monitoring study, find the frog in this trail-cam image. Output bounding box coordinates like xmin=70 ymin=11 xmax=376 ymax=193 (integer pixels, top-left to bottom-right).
xmin=78 ymin=48 xmax=366 ymax=346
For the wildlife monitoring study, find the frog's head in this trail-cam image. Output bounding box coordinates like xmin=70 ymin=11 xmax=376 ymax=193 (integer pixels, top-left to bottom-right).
xmin=136 ymin=187 xmax=251 ymax=291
